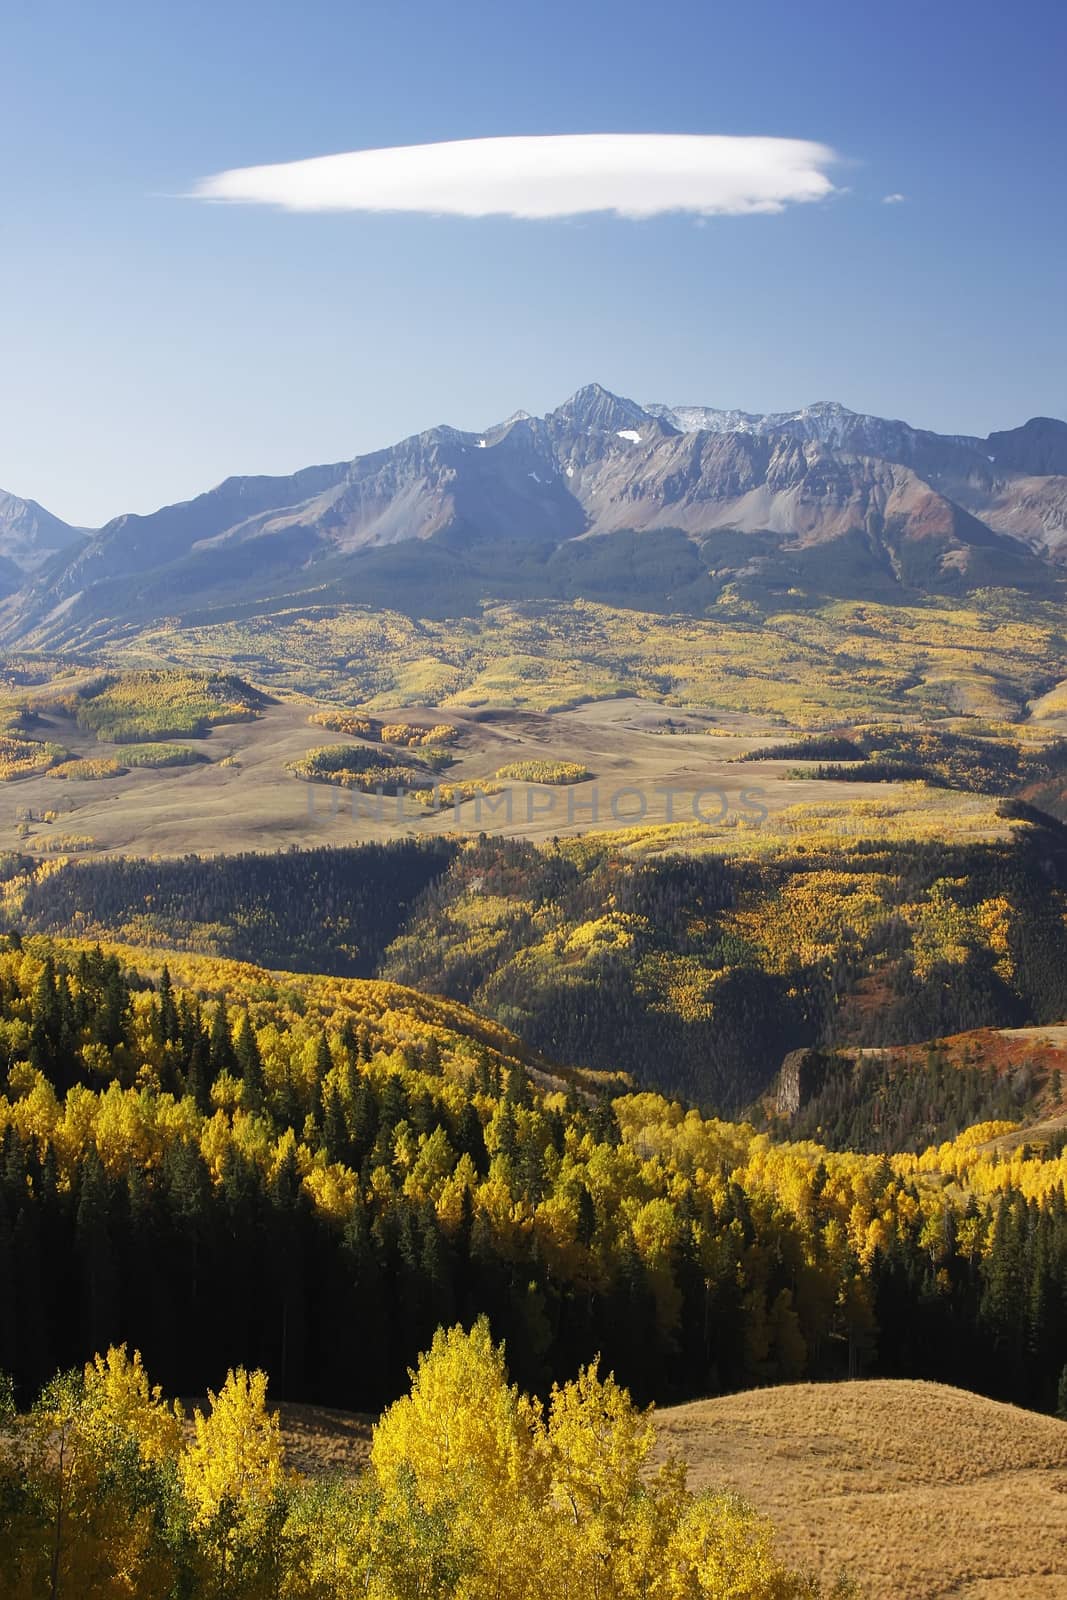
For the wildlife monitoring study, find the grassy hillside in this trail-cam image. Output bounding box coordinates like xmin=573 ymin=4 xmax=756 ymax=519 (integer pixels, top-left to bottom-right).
xmin=3 ymin=651 xmax=1064 ymax=870
xmin=655 ymin=1379 xmax=1067 ymax=1600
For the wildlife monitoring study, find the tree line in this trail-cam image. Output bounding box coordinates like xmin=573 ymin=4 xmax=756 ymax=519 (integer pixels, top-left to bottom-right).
xmin=10 ymin=822 xmax=1067 ymax=1113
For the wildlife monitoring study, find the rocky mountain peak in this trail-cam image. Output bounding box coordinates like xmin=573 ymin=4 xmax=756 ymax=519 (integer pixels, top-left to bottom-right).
xmin=549 ymin=383 xmax=652 ymax=435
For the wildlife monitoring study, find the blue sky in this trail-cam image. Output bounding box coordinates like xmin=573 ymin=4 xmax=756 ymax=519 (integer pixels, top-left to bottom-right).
xmin=2 ymin=0 xmax=1064 ymax=525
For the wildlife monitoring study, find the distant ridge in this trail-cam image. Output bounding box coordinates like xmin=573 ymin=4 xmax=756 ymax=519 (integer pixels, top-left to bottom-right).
xmin=2 ymin=385 xmax=1065 ymax=647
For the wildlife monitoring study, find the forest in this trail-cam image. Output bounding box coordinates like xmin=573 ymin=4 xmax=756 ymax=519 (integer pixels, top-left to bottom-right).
xmin=778 ymin=1045 xmax=1041 ymax=1152
xmin=2 ymin=934 xmax=1067 ymax=1428
xmin=749 ymin=727 xmax=1067 ymax=801
xmin=8 ymin=816 xmax=1067 ymax=1109
xmin=3 ymin=841 xmax=456 ymax=979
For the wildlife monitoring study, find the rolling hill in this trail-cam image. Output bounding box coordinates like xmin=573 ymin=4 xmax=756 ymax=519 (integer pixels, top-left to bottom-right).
xmin=653 ymin=1379 xmax=1067 ymax=1600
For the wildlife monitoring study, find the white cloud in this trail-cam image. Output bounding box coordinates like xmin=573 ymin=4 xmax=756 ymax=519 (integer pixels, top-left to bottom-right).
xmin=882 ymin=192 xmax=907 ymax=204
xmin=191 ymin=133 xmax=839 ymax=220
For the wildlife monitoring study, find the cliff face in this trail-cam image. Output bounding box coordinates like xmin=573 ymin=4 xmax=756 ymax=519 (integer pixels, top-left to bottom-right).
xmin=776 ymin=1048 xmax=834 ymax=1116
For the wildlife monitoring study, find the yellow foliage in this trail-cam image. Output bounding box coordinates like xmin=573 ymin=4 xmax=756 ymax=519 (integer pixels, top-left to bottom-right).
xmin=496 ymin=759 xmax=592 ymax=784
xmin=47 ymin=757 xmax=127 ymax=780
xmin=309 ymin=708 xmax=458 ymax=747
xmin=83 ymin=1346 xmax=184 ymax=1467
xmin=179 ymin=1367 xmax=285 ymax=1530
xmin=0 ymin=734 xmax=65 ymax=780
xmin=371 ymin=1319 xmax=545 ymax=1520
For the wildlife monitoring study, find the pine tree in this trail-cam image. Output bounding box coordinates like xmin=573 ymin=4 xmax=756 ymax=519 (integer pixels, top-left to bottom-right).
xmin=518 ymin=1135 xmax=545 ymax=1206
xmin=576 ymin=1184 xmax=597 ymax=1248
xmin=98 ymin=960 xmax=132 ymax=1052
xmin=348 ymin=1078 xmax=379 ymax=1167
xmin=312 ymin=1033 xmax=332 ymax=1125
xmin=455 ymin=1101 xmax=488 ymax=1175
xmin=503 ymin=1064 xmax=531 ymax=1109
xmin=323 ymin=1084 xmax=347 ymax=1165
xmin=379 ymin=1073 xmax=409 ymax=1133
xmin=209 ymin=1001 xmax=236 ymax=1080
xmin=184 ymin=1027 xmax=213 ymax=1115
xmin=157 ymin=963 xmax=179 ymax=1047
xmin=75 ymin=1146 xmax=118 ymax=1360
xmin=496 ymin=1101 xmax=518 ymax=1162
xmin=235 ymin=1016 xmax=266 ymax=1115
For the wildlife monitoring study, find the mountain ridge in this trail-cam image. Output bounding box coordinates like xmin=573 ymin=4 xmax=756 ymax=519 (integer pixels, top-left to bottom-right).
xmin=3 ymin=384 xmax=1065 ymax=647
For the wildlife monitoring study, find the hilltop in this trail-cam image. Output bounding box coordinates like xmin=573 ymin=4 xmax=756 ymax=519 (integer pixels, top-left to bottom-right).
xmin=654 ymin=1379 xmax=1067 ymax=1599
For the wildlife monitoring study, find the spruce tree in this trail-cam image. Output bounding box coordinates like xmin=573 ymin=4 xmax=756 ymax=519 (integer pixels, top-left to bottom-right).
xmin=323 ymin=1084 xmax=348 ymax=1165
xmin=75 ymin=1145 xmax=119 ymax=1361
xmin=235 ymin=1016 xmax=266 ymax=1115
xmin=157 ymin=963 xmax=179 ymax=1046
xmin=312 ymin=1033 xmax=332 ymax=1125
xmin=209 ymin=1000 xmax=236 ymax=1079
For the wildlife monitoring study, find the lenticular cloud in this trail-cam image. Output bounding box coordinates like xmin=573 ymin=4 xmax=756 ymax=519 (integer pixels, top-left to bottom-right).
xmin=192 ymin=133 xmax=838 ymax=220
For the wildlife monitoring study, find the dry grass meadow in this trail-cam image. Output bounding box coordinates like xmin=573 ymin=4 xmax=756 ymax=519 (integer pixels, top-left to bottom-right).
xmin=654 ymin=1379 xmax=1067 ymax=1600
xmin=0 ymin=692 xmax=1013 ymax=860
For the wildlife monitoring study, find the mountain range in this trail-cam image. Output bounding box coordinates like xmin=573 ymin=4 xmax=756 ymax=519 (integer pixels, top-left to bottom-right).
xmin=4 ymin=384 xmax=1066 ymax=647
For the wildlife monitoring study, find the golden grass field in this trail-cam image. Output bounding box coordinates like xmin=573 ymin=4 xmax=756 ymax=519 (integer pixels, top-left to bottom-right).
xmin=269 ymin=1381 xmax=1067 ymax=1600
xmin=0 ymin=691 xmax=1015 ymax=860
xmin=271 ymin=1402 xmax=375 ymax=1478
xmin=654 ymin=1380 xmax=1067 ymax=1600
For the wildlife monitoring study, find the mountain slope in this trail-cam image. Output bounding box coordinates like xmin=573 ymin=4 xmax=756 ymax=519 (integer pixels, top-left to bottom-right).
xmin=647 ymin=398 xmax=1067 ymax=556
xmin=3 ymin=385 xmax=1064 ymax=647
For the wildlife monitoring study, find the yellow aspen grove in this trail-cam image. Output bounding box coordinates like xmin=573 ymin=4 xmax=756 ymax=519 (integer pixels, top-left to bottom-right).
xmin=370 ymin=1317 xmax=546 ymax=1520
xmin=178 ymin=1368 xmax=287 ymax=1598
xmin=0 ymin=1349 xmax=180 ymax=1600
xmin=0 ymin=1323 xmax=858 ymax=1597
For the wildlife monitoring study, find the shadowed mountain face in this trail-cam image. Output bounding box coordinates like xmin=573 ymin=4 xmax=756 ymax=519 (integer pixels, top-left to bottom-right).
xmin=2 ymin=384 xmax=1065 ymax=644
xmin=0 ymin=492 xmax=88 ymax=598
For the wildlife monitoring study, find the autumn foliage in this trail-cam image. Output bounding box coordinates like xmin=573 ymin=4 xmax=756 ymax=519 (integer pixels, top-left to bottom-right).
xmin=0 ymin=1328 xmax=855 ymax=1598
xmin=1 ymin=932 xmax=1067 ymax=1426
